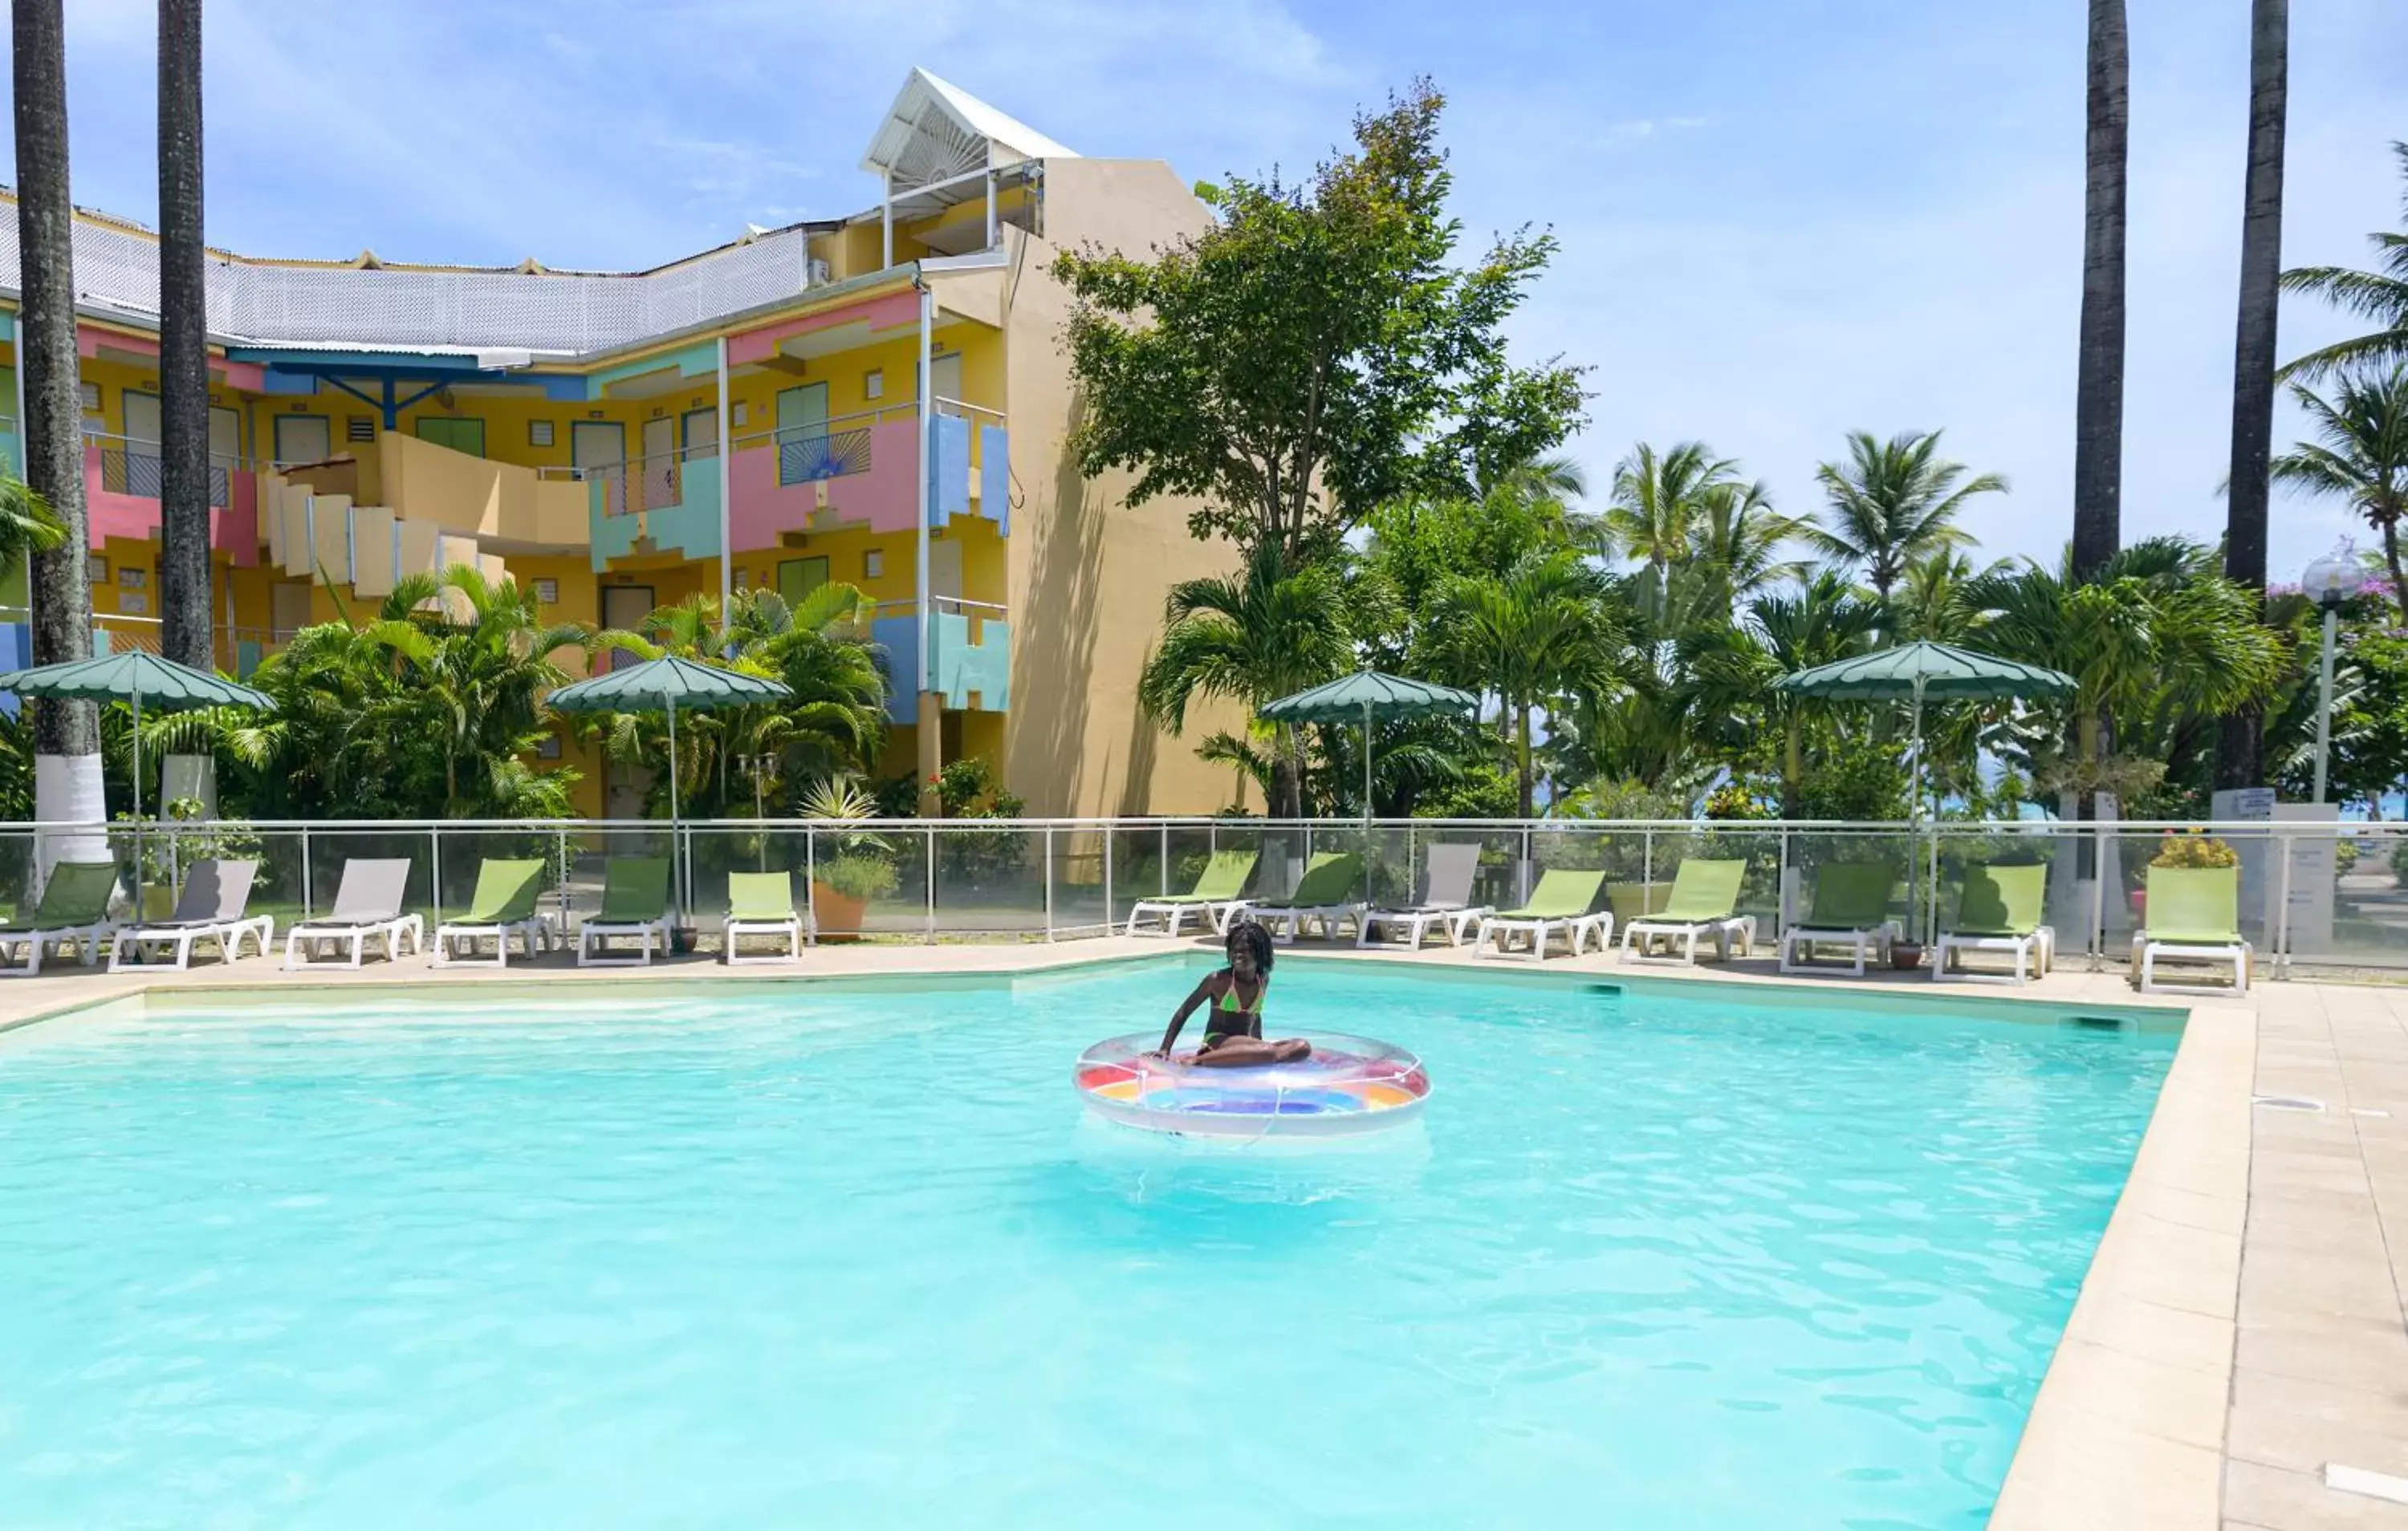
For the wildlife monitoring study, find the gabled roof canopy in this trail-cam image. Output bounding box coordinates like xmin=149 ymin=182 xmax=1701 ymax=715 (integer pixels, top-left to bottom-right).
xmin=860 ymin=68 xmax=1077 ymax=199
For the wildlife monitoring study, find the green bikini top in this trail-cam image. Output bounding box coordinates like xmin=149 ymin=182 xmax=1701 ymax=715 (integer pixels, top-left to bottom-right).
xmin=1217 ymin=975 xmax=1266 ymax=1013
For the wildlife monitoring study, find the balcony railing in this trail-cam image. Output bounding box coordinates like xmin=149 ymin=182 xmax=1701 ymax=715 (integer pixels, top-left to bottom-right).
xmin=86 ymin=431 xmax=240 ymax=509
xmin=776 ymin=425 xmax=872 ymax=486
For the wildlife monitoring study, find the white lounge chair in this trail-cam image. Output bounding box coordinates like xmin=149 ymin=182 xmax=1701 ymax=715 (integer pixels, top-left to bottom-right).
xmin=1621 ymin=859 xmax=1755 ymax=964
xmin=723 ymin=871 xmax=801 ymax=964
xmin=1243 ymin=853 xmax=1366 ymax=944
xmin=577 ymin=856 xmax=675 ymax=966
xmin=1474 ymin=869 xmax=1611 ymax=962
xmin=1358 ymin=843 xmax=1491 ymax=948
xmin=109 ymin=859 xmax=273 ymax=971
xmin=1932 ymin=864 xmax=2055 ymax=985
xmin=2132 ymin=866 xmax=2250 ymax=996
xmin=283 ymin=859 xmax=424 ymax=969
xmin=1776 ymin=862 xmax=1898 ymax=977
xmin=431 ymin=857 xmax=555 ymax=967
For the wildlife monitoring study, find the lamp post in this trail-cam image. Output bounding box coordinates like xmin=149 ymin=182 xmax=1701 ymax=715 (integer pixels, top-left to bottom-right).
xmin=735 ymin=752 xmax=778 ymax=871
xmin=2302 ymin=546 xmax=2367 ymax=804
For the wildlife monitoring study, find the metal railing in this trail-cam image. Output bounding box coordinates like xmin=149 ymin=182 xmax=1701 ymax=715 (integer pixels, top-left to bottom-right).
xmin=0 ymin=813 xmax=2392 ymax=975
xmin=84 ymin=429 xmax=246 ymax=509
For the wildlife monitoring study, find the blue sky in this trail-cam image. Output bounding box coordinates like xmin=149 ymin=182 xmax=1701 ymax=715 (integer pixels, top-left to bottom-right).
xmin=13 ymin=0 xmax=2406 ymax=575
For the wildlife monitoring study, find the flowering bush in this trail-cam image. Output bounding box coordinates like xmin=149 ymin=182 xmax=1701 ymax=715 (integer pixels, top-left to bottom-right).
xmin=2150 ymin=830 xmax=2238 ymax=870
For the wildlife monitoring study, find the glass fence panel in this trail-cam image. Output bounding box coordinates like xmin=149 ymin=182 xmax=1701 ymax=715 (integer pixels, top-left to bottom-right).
xmin=1050 ymin=827 xmax=1110 ymax=937
xmin=932 ymin=824 xmax=1046 ymax=938
xmin=2276 ymin=822 xmax=2408 ymax=972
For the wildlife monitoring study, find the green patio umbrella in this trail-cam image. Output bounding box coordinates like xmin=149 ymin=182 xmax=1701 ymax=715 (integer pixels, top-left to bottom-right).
xmin=547 ymin=656 xmax=792 ymax=908
xmin=0 ymin=651 xmax=276 ymax=886
xmin=1259 ymin=669 xmax=1480 ymax=831
xmin=1773 ymin=640 xmax=2075 ymax=927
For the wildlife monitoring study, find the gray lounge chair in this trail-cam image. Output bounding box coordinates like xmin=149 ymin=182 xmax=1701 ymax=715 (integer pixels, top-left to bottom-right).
xmin=1358 ymin=843 xmax=1491 ymax=948
xmin=109 ymin=859 xmax=273 ymax=971
xmin=283 ymin=858 xmax=425 ymax=969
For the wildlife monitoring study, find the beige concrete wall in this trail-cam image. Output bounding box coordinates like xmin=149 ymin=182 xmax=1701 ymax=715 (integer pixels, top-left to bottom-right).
xmin=999 ymin=157 xmax=1248 ymax=818
xmin=381 ymin=431 xmax=581 ymax=547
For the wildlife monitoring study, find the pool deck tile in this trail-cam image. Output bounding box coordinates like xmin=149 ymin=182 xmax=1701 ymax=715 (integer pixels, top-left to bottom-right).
xmin=6 ymin=931 xmax=2408 ymax=1528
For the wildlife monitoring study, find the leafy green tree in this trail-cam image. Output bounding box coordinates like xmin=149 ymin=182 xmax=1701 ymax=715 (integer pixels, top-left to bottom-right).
xmin=1051 ymin=79 xmax=1585 ymax=562
xmin=0 ymin=471 xmax=65 ymax=561
xmin=1602 ymin=441 xmax=1738 ymax=607
xmin=2280 ymin=143 xmax=2408 ymax=381
xmin=2271 ymin=365 xmax=2408 ymax=604
xmin=1686 ymin=477 xmax=1806 ymax=617
xmin=1807 ymin=430 xmax=2005 ymax=599
xmin=1139 ymin=542 xmax=1355 ymax=818
xmin=1428 ymin=548 xmax=1625 ymax=817
xmin=1685 ymin=571 xmax=1880 ymax=814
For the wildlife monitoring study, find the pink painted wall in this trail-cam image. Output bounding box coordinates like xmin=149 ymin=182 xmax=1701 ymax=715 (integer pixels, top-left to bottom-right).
xmin=74 ymin=327 xmax=266 ymax=390
xmin=728 ymin=417 xmax=917 ymax=552
xmin=82 ymin=446 xmax=259 ymax=567
xmin=726 ymin=289 xmax=922 ymax=367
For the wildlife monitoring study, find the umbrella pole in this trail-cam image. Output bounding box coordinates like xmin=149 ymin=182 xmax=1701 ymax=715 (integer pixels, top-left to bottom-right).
xmin=1910 ymin=677 xmax=1926 ymax=944
xmin=132 ymin=687 xmax=142 ymax=908
xmin=666 ymin=700 xmax=681 ymax=915
xmin=1363 ymin=701 xmax=1374 ymax=901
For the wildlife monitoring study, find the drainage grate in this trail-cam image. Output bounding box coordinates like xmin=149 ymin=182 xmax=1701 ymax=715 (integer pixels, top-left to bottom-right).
xmin=2066 ymin=1015 xmax=2129 ymax=1032
xmin=1581 ymin=984 xmax=1623 ymax=998
xmin=2251 ymin=1094 xmax=2326 ymax=1113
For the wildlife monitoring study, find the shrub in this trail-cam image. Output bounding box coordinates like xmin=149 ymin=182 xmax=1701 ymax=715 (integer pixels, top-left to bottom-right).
xmin=2150 ymin=831 xmax=2239 ymax=870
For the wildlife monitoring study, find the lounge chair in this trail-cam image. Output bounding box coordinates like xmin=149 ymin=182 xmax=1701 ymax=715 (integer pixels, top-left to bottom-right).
xmin=724 ymin=871 xmax=801 ymax=964
xmin=0 ymin=860 xmax=121 ymax=977
xmin=1125 ymin=849 xmax=1259 ymax=937
xmin=1359 ymin=842 xmax=1492 ymax=948
xmin=2132 ymin=866 xmax=2249 ymax=995
xmin=1777 ymin=862 xmax=1898 ymax=977
xmin=1934 ymin=863 xmax=2054 ymax=985
xmin=1243 ymin=852 xmax=1366 ymax=943
xmin=1473 ymin=868 xmax=1610 ymax=962
xmin=283 ymin=858 xmax=424 ymax=969
xmin=108 ymin=859 xmax=273 ymax=971
xmin=431 ymin=858 xmax=554 ymax=967
xmin=577 ymin=856 xmax=675 ymax=966
xmin=1621 ymin=859 xmax=1755 ymax=964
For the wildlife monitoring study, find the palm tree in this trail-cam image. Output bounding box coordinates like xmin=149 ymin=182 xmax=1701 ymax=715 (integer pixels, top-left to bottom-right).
xmin=1139 ymin=542 xmax=1354 ymax=818
xmin=2272 ymin=366 xmax=2408 ymax=603
xmin=1602 ymin=441 xmax=1738 ymax=598
xmin=0 ymin=473 xmax=66 ymax=561
xmin=1686 ymin=477 xmax=1806 ymax=614
xmin=379 ymin=566 xmax=590 ymax=814
xmin=1428 ymin=548 xmax=1623 ymax=817
xmin=2219 ymin=0 xmax=2288 ymax=792
xmin=1807 ymin=430 xmax=2005 ymax=600
xmin=11 ymin=0 xmax=100 ymax=816
xmin=1686 ymin=571 xmax=1878 ymax=815
xmin=2072 ymin=0 xmax=2129 ymax=583
xmin=157 ymin=0 xmax=212 ymax=672
xmin=2280 ymin=143 xmax=2408 ymax=380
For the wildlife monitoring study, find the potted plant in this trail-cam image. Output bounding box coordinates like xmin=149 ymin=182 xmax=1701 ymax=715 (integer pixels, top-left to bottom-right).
xmin=799 ymin=775 xmax=894 ymax=943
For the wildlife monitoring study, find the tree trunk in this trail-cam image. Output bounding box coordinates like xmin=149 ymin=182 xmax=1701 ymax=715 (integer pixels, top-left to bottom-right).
xmin=1514 ymin=701 xmax=1535 ymax=819
xmin=1270 ymin=722 xmax=1302 ymax=820
xmin=2217 ymin=0 xmax=2288 ymax=793
xmin=2382 ymin=518 xmax=2408 ymax=618
xmin=2071 ymin=0 xmax=2129 ymax=585
xmin=11 ymin=0 xmax=100 ymax=800
xmin=158 ymin=0 xmax=214 ymax=672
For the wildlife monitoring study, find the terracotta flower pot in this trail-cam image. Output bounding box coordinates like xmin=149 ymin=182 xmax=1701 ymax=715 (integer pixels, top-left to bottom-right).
xmin=811 ymin=883 xmax=868 ymax=943
xmin=1890 ymin=941 xmax=1926 ymax=971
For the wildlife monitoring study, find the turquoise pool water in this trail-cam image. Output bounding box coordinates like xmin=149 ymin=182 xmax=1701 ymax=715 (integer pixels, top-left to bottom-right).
xmin=0 ymin=963 xmax=2175 ymax=1529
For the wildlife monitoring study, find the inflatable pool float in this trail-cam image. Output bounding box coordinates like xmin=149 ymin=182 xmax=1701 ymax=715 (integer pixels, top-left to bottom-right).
xmin=1073 ymin=1031 xmax=1430 ymax=1139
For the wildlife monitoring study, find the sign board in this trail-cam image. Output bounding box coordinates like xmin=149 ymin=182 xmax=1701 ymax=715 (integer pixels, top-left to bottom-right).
xmin=2272 ymin=802 xmax=2339 ymax=956
xmin=2211 ymin=787 xmax=2280 ymax=934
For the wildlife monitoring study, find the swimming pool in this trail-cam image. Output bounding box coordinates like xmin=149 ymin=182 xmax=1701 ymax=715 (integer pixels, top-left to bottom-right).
xmin=0 ymin=960 xmax=2175 ymax=1528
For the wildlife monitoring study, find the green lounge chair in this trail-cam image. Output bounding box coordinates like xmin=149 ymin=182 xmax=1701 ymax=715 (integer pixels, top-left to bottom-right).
xmin=1778 ymin=862 xmax=1898 ymax=977
xmin=2133 ymin=866 xmax=2248 ymax=995
xmin=1474 ymin=867 xmax=1609 ymax=962
xmin=1125 ymin=849 xmax=1259 ymax=938
xmin=724 ymin=871 xmax=800 ymax=964
xmin=1934 ymin=864 xmax=2054 ymax=985
xmin=577 ymin=856 xmax=674 ymax=967
xmin=1621 ymin=859 xmax=1754 ymax=964
xmin=0 ymin=860 xmax=120 ymax=977
xmin=432 ymin=858 xmax=552 ymax=967
xmin=1243 ymin=851 xmax=1366 ymax=944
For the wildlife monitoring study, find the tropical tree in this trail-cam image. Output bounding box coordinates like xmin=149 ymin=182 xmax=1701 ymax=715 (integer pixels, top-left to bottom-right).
xmin=0 ymin=473 xmax=66 ymax=562
xmin=2219 ymin=0 xmax=2288 ymax=792
xmin=2280 ymin=142 xmax=2408 ymax=380
xmin=1139 ymin=542 xmax=1355 ymax=818
xmin=593 ymin=585 xmax=889 ymax=814
xmin=1052 ymin=79 xmax=1585 ymax=562
xmin=157 ymin=0 xmax=212 ymax=672
xmin=1601 ymin=441 xmax=1738 ymax=600
xmin=1686 ymin=477 xmax=1806 ymax=615
xmin=1685 ymin=571 xmax=1880 ymax=815
xmin=2072 ymin=0 xmax=2129 ymax=584
xmin=1427 ymin=548 xmax=1624 ymax=817
xmin=1806 ymin=429 xmax=2005 ymax=600
xmin=12 ymin=0 xmax=100 ymax=820
xmin=2271 ymin=367 xmax=2408 ymax=604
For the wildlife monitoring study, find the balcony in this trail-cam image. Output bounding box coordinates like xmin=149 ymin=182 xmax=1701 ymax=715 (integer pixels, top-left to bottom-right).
xmin=868 ymin=597 xmax=1011 ymax=721
xmin=584 ymin=445 xmax=722 ymax=569
xmin=725 ymin=401 xmax=1008 ymax=554
xmin=82 ymin=432 xmax=261 ymax=567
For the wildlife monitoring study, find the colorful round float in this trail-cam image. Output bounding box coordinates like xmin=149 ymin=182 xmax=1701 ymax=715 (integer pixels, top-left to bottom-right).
xmin=1073 ymin=1032 xmax=1430 ymax=1139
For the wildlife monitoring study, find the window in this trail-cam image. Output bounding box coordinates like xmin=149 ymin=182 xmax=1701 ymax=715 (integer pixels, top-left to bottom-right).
xmin=78 ymin=381 xmax=101 ymax=412
xmin=88 ymin=557 xmax=108 ymax=587
xmin=528 ymin=420 xmax=555 ymax=447
xmin=864 ymin=370 xmax=885 ymax=400
xmin=273 ymin=414 xmax=332 ymax=466
xmin=536 ymin=733 xmax=563 ymax=761
xmin=416 ymin=416 xmax=486 ymax=457
xmin=533 ymin=578 xmax=559 ymax=605
xmin=346 ymin=416 xmax=377 ymax=444
xmin=119 ymin=567 xmax=146 ymax=588
xmin=864 ymin=550 xmax=885 ymax=579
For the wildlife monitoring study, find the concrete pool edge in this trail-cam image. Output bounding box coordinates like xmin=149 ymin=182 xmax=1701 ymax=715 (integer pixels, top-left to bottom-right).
xmin=0 ymin=935 xmax=2252 ymax=1526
